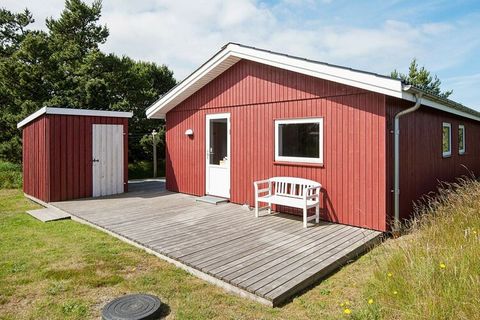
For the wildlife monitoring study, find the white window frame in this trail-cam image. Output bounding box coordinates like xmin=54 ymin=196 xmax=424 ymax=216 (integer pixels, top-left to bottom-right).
xmin=274 ymin=118 xmax=324 ymax=164
xmin=458 ymin=124 xmax=466 ymax=155
xmin=442 ymin=122 xmax=452 ymax=157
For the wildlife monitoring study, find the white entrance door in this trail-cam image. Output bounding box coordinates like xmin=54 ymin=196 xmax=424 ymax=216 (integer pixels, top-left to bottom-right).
xmin=206 ymin=113 xmax=230 ymax=198
xmin=92 ymin=124 xmax=124 ymax=197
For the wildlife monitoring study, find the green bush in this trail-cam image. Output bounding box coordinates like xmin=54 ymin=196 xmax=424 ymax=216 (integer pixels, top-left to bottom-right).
xmin=128 ymin=160 xmax=165 ymax=180
xmin=0 ymin=161 xmax=22 ymax=189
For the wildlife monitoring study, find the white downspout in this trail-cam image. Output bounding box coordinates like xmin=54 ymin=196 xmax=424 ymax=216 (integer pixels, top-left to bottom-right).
xmin=393 ymin=90 xmax=422 ymax=232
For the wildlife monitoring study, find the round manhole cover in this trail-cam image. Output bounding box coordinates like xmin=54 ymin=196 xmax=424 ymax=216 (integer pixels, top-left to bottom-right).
xmin=102 ymin=294 xmax=162 ymax=320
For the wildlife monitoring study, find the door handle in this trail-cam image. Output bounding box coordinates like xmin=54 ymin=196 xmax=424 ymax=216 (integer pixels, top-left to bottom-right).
xmin=92 ymin=158 xmax=99 ymax=163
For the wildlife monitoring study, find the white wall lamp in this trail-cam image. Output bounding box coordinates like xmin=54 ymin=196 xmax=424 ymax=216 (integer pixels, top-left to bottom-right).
xmin=185 ymin=129 xmax=194 ymax=136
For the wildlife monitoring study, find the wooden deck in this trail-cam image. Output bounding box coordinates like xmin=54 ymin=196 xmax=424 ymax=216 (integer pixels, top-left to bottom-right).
xmin=50 ymin=182 xmax=382 ymax=306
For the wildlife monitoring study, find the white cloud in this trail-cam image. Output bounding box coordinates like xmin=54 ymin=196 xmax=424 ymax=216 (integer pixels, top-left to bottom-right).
xmin=2 ymin=0 xmax=479 ymax=108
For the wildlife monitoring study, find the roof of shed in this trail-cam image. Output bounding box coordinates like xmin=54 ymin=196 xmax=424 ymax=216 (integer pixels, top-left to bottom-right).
xmin=146 ymin=42 xmax=480 ymax=121
xmin=17 ymin=107 xmax=133 ymax=129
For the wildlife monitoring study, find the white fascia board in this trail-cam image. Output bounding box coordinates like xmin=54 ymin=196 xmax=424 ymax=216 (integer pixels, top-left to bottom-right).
xmin=17 ymin=107 xmax=133 ymax=129
xmin=17 ymin=107 xmax=47 ymax=129
xmin=146 ymin=48 xmax=240 ymax=119
xmin=401 ymin=91 xmax=480 ymax=122
xmin=146 ymin=43 xmax=405 ymax=119
xmin=145 ymin=43 xmax=479 ymax=122
xmin=230 ymin=45 xmax=404 ymax=98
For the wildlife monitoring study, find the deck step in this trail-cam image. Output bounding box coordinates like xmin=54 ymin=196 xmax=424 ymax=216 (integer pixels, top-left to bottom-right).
xmin=195 ymin=195 xmax=229 ymax=205
xmin=27 ymin=208 xmax=71 ymax=222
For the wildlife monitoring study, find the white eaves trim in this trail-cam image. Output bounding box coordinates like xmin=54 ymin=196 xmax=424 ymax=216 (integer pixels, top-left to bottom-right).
xmin=146 ymin=43 xmax=404 ymax=119
xmin=401 ymin=91 xmax=480 ymax=122
xmin=146 ymin=42 xmax=480 ymax=122
xmin=17 ymin=107 xmax=133 ymax=129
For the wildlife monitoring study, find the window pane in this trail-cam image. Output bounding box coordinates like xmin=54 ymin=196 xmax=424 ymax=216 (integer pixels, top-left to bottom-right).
xmin=209 ymin=119 xmax=227 ymax=165
xmin=459 ymin=127 xmax=465 ymax=152
xmin=442 ymin=125 xmax=450 ymax=153
xmin=278 ymin=122 xmax=319 ymax=158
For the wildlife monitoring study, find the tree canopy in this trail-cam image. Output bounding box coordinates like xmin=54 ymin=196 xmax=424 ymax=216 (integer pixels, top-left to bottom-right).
xmin=391 ymin=58 xmax=452 ymax=99
xmin=0 ymin=0 xmax=176 ymax=163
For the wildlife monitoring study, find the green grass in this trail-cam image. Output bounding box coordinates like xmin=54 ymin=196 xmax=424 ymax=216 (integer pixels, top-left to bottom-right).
xmin=1 ymin=178 xmax=479 ymax=319
xmin=0 ymin=161 xmax=22 ymax=189
xmin=128 ymin=160 xmax=165 ymax=179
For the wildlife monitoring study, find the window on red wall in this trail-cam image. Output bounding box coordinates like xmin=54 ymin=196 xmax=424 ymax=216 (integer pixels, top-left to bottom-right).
xmin=442 ymin=122 xmax=451 ymax=157
xmin=459 ymin=124 xmax=465 ymax=155
xmin=275 ymin=118 xmax=324 ymax=164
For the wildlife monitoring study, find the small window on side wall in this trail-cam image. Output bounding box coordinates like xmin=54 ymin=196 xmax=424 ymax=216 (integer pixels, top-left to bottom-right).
xmin=442 ymin=122 xmax=451 ymax=157
xmin=459 ymin=125 xmax=465 ymax=155
xmin=275 ymin=118 xmax=323 ymax=164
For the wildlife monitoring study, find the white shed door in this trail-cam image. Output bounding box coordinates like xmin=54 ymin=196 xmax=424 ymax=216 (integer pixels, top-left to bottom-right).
xmin=92 ymin=124 xmax=124 ymax=197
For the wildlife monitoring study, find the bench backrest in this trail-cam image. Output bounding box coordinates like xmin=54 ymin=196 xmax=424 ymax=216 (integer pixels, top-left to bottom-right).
xmin=269 ymin=177 xmax=321 ymax=198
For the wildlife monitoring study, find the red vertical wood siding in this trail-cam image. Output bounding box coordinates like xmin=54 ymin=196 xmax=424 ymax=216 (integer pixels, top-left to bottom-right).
xmin=386 ymin=96 xmax=480 ymax=224
xmin=166 ymin=60 xmax=388 ymax=231
xmin=22 ymin=114 xmax=129 ymax=202
xmin=23 ymin=116 xmax=48 ymax=201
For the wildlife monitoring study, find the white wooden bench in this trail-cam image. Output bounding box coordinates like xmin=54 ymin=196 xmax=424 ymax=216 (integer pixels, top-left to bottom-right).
xmin=253 ymin=177 xmax=322 ymax=228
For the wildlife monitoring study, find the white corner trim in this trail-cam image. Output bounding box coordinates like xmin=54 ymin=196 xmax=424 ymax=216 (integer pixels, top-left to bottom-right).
xmin=17 ymin=107 xmax=133 ymax=128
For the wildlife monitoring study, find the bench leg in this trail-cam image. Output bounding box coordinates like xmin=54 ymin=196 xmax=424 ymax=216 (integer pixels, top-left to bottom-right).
xmin=303 ymin=207 xmax=307 ymax=228
xmin=315 ymin=205 xmax=319 ymax=224
xmin=255 ymin=200 xmax=259 ymax=218
xmin=267 ymin=203 xmax=271 ymax=214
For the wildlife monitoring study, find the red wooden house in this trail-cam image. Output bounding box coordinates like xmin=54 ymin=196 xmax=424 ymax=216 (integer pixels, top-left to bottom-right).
xmin=147 ymin=43 xmax=480 ymax=232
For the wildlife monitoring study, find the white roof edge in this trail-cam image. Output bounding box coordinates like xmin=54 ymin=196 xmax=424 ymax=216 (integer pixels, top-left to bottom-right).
xmin=17 ymin=107 xmax=133 ymax=129
xmin=146 ymin=43 xmax=479 ymax=122
xmin=401 ymin=91 xmax=480 ymax=122
xmin=146 ymin=43 xmax=403 ymax=119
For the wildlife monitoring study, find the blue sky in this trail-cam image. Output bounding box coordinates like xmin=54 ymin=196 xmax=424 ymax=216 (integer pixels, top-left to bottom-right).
xmin=4 ymin=0 xmax=480 ymax=108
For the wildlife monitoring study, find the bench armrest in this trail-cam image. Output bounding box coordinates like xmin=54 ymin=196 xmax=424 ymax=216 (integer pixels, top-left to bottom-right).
xmin=303 ymin=185 xmax=322 ymax=200
xmin=254 ymin=179 xmax=272 ymax=196
xmin=254 ymin=179 xmax=270 ymax=186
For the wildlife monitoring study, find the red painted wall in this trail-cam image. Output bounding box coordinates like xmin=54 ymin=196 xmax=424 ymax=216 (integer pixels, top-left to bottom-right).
xmin=386 ymin=96 xmax=480 ymax=222
xmin=22 ymin=114 xmax=129 ymax=202
xmin=23 ymin=116 xmax=48 ymax=201
xmin=166 ymin=60 xmax=388 ymax=231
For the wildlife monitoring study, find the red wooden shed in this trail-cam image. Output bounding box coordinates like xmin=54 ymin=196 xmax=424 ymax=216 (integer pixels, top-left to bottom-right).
xmin=146 ymin=43 xmax=480 ymax=232
xmin=17 ymin=107 xmax=133 ymax=203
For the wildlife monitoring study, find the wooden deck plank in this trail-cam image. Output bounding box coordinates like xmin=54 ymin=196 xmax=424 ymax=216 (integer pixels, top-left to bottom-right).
xmin=50 ymin=187 xmax=382 ymax=307
xmin=117 ymin=206 xmax=252 ymax=238
xmin=249 ymin=229 xmax=375 ymax=294
xmin=164 ymin=214 xmax=302 ymax=256
xmin=184 ymin=218 xmax=318 ymax=268
xmin=207 ymin=225 xmax=342 ymax=278
xmin=223 ymin=225 xmax=353 ymax=285
xmin=152 ymin=215 xmax=291 ymax=256
xmin=263 ymin=232 xmax=381 ymax=302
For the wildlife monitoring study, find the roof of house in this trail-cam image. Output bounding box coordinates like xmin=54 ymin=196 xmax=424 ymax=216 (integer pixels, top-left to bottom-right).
xmin=17 ymin=107 xmax=133 ymax=129
xmin=146 ymin=42 xmax=480 ymax=121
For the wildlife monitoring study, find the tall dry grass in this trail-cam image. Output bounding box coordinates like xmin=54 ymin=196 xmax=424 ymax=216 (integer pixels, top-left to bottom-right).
xmin=356 ymin=178 xmax=480 ymax=319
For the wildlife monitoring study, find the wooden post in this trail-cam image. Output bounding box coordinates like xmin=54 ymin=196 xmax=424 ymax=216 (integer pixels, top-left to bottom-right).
xmin=152 ymin=130 xmax=158 ymax=178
